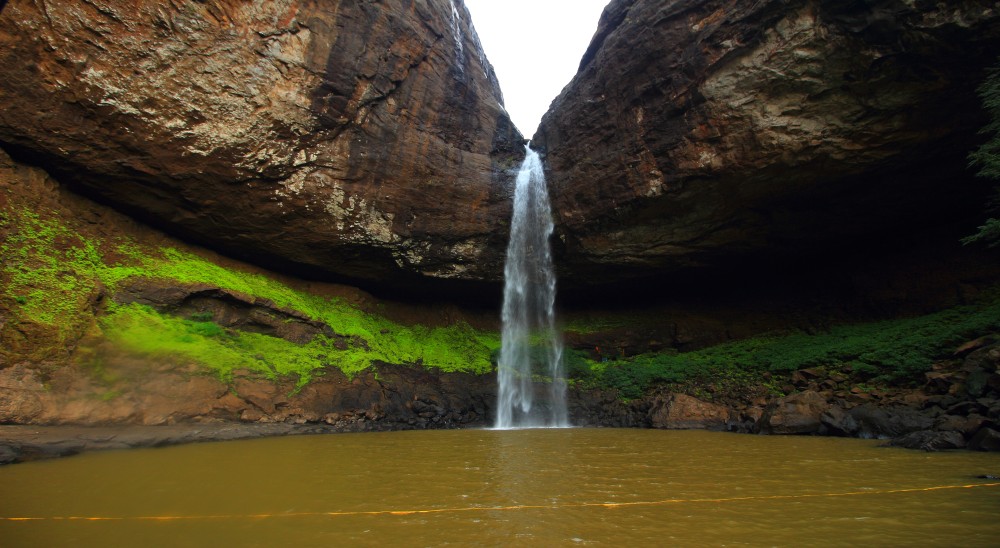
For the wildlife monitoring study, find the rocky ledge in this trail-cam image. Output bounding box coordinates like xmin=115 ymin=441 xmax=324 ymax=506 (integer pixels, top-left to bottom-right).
xmin=0 ymin=362 xmax=494 ymax=433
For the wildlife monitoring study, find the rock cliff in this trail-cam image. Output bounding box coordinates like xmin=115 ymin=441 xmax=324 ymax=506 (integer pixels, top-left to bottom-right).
xmin=3 ymin=0 xmax=997 ymax=295
xmin=0 ymin=0 xmax=522 ymax=293
xmin=535 ymin=0 xmax=1000 ymax=288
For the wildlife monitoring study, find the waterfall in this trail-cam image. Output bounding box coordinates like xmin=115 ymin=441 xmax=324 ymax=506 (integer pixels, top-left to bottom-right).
xmin=495 ymin=146 xmax=569 ymax=429
xmin=448 ymin=0 xmax=464 ymax=70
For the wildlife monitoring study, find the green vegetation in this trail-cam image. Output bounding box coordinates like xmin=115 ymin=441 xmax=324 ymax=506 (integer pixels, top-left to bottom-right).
xmin=4 ymin=196 xmax=998 ymax=399
xmin=0 ymin=205 xmax=499 ymax=383
xmin=965 ymin=59 xmax=1000 ymax=247
xmin=963 ymin=217 xmax=1000 ymax=248
xmin=102 ymin=304 xmax=360 ymax=385
xmin=101 ymin=300 xmax=499 ymax=386
xmin=563 ymin=314 xmax=645 ymax=334
xmin=568 ymin=295 xmax=1000 ymax=399
xmin=0 ymin=208 xmax=109 ymax=358
xmin=103 ymin=246 xmax=501 ymax=378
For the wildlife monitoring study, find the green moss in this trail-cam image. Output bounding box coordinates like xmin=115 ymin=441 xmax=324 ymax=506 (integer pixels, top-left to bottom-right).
xmin=1 ymin=205 xmax=500 ymax=381
xmin=0 ymin=209 xmax=108 ymax=357
xmin=100 ymin=301 xmax=496 ymax=386
xmin=101 ymin=303 xmax=340 ymax=385
xmin=104 ymin=245 xmax=502 ymax=373
xmin=99 ymin=389 xmax=123 ymax=402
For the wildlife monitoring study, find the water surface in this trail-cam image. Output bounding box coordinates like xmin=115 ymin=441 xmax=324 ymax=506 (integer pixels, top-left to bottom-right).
xmin=1 ymin=429 xmax=998 ymax=546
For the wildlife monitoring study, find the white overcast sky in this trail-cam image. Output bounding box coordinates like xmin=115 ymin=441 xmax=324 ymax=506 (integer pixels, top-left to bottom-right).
xmin=464 ymin=0 xmax=610 ymax=137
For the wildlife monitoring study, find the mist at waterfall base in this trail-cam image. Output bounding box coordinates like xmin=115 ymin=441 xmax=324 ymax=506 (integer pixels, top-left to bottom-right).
xmin=495 ymin=147 xmax=569 ymax=429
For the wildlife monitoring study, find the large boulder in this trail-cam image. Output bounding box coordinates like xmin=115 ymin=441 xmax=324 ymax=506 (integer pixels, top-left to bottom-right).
xmin=849 ymin=403 xmax=934 ymax=439
xmin=889 ymin=430 xmax=967 ymax=451
xmin=649 ymin=393 xmax=733 ymax=430
xmin=534 ymin=0 xmax=1000 ymax=288
xmin=759 ymin=390 xmax=830 ymax=434
xmin=969 ymin=427 xmax=1000 ymax=451
xmin=0 ymin=0 xmax=522 ymax=293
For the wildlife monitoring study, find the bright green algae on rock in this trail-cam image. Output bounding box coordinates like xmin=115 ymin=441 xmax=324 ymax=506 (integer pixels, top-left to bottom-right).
xmin=0 ymin=208 xmax=116 ymax=360
xmin=102 ymin=301 xmax=500 ymax=385
xmin=0 ymin=206 xmax=500 ymax=383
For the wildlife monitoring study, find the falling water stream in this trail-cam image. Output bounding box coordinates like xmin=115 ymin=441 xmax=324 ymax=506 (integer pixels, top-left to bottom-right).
xmin=448 ymin=0 xmax=464 ymax=70
xmin=496 ymin=146 xmax=568 ymax=429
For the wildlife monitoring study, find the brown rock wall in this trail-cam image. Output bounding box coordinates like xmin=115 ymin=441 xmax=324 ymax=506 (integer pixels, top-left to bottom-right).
xmin=0 ymin=0 xmax=522 ymax=291
xmin=0 ymin=360 xmax=494 ymax=429
xmin=535 ymin=0 xmax=1000 ymax=287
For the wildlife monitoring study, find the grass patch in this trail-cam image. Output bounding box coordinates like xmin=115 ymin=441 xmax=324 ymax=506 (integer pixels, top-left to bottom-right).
xmin=1 ymin=209 xmax=97 ymax=325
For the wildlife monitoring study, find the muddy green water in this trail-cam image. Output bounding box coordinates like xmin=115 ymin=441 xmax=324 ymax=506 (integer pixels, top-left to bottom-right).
xmin=1 ymin=429 xmax=999 ymax=547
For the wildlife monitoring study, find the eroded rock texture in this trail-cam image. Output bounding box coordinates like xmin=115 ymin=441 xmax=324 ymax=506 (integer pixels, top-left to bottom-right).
xmin=0 ymin=0 xmax=522 ymax=291
xmin=535 ymin=0 xmax=1000 ymax=287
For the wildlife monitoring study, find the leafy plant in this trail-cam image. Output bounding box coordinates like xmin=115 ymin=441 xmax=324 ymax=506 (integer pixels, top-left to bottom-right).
xmin=965 ymin=59 xmax=1000 ymax=246
xmin=189 ymin=311 xmax=214 ymax=322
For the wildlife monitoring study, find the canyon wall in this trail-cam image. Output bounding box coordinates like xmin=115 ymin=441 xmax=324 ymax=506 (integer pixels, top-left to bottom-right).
xmin=2 ymin=0 xmax=997 ymax=294
xmin=535 ymin=0 xmax=1000 ymax=288
xmin=0 ymin=0 xmax=522 ymax=292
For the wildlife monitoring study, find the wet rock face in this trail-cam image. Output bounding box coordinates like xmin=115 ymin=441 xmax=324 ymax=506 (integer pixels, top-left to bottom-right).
xmin=534 ymin=0 xmax=1000 ymax=287
xmin=0 ymin=0 xmax=522 ymax=291
xmin=649 ymin=393 xmax=733 ymax=430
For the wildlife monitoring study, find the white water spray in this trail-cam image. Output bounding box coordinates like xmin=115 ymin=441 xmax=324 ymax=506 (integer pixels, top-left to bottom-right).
xmin=448 ymin=0 xmax=465 ymax=70
xmin=495 ymin=146 xmax=568 ymax=429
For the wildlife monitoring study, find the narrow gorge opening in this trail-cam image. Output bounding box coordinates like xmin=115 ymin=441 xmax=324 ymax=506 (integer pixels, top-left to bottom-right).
xmin=464 ymin=0 xmax=609 ymax=135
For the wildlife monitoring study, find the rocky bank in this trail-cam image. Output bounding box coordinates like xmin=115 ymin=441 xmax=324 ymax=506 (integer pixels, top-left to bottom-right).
xmin=569 ymin=338 xmax=1000 ymax=453
xmin=5 ymin=337 xmax=1000 ymax=463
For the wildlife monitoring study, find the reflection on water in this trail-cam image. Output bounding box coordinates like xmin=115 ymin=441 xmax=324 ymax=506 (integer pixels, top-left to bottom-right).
xmin=1 ymin=429 xmax=998 ymax=546
xmin=488 ymin=429 xmax=584 ymax=542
